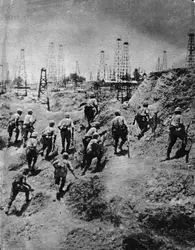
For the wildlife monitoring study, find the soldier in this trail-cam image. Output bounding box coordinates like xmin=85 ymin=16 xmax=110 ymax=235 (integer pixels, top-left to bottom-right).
xmin=82 ymin=132 xmax=103 ymax=175
xmin=166 ymin=107 xmax=186 ymax=160
xmin=26 ymin=132 xmax=39 ymax=173
xmin=136 ymin=101 xmax=150 ymax=139
xmin=22 ymin=109 xmax=36 ymax=147
xmin=82 ymin=122 xmax=100 ymax=153
xmin=7 ymin=108 xmax=23 ymax=146
xmin=111 ymin=110 xmax=128 ymax=154
xmin=58 ymin=112 xmax=74 ymax=154
xmin=84 ymin=92 xmax=98 ymax=126
xmin=52 ymin=152 xmax=77 ymax=195
xmin=4 ymin=169 xmax=34 ymax=215
xmin=41 ymin=120 xmax=57 ymax=159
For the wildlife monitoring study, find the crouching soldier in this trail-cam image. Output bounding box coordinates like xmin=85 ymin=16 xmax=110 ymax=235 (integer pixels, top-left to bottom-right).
xmin=22 ymin=109 xmax=36 ymax=147
xmin=26 ymin=132 xmax=39 ymax=173
xmin=82 ymin=122 xmax=100 ymax=153
xmin=166 ymin=107 xmax=186 ymax=160
xmin=135 ymin=101 xmax=150 ymax=139
xmin=41 ymin=120 xmax=57 ymax=159
xmin=7 ymin=108 xmax=23 ymax=146
xmin=111 ymin=110 xmax=128 ymax=154
xmin=58 ymin=112 xmax=74 ymax=154
xmin=52 ymin=152 xmax=77 ymax=196
xmin=82 ymin=133 xmax=103 ymax=176
xmin=5 ymin=169 xmax=34 ymax=215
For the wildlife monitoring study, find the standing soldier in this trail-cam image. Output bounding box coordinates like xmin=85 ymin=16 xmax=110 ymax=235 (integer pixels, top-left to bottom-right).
xmin=58 ymin=112 xmax=74 ymax=154
xmin=111 ymin=110 xmax=128 ymax=154
xmin=22 ymin=109 xmax=36 ymax=147
xmin=52 ymin=152 xmax=77 ymax=196
xmin=4 ymin=169 xmax=34 ymax=215
xmin=26 ymin=132 xmax=39 ymax=173
xmin=41 ymin=120 xmax=57 ymax=159
xmin=135 ymin=101 xmax=150 ymax=139
xmin=82 ymin=133 xmax=103 ymax=175
xmin=84 ymin=92 xmax=98 ymax=126
xmin=166 ymin=107 xmax=186 ymax=160
xmin=7 ymin=108 xmax=23 ymax=146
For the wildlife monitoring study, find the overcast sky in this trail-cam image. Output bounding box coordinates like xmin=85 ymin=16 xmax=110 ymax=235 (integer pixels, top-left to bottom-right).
xmin=0 ymin=0 xmax=192 ymax=81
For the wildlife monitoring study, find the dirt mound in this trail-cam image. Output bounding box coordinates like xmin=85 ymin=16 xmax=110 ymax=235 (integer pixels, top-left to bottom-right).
xmin=145 ymin=171 xmax=195 ymax=203
xmin=67 ymin=175 xmax=108 ymax=221
xmin=23 ymin=191 xmax=51 ymax=216
xmin=138 ymin=205 xmax=195 ymax=247
xmin=6 ymin=148 xmax=27 ymax=171
xmin=63 ymin=227 xmax=122 ymax=250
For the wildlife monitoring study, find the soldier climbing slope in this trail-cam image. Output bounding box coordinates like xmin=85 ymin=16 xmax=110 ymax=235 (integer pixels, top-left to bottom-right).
xmin=166 ymin=107 xmax=186 ymax=160
xmin=111 ymin=110 xmax=128 ymax=154
xmin=52 ymin=152 xmax=77 ymax=197
xmin=7 ymin=108 xmax=23 ymax=146
xmin=26 ymin=132 xmax=39 ymax=173
xmin=22 ymin=109 xmax=36 ymax=147
xmin=58 ymin=112 xmax=74 ymax=154
xmin=84 ymin=92 xmax=98 ymax=126
xmin=5 ymin=169 xmax=34 ymax=215
xmin=40 ymin=120 xmax=57 ymax=159
xmin=82 ymin=132 xmax=103 ymax=176
xmin=134 ymin=101 xmax=150 ymax=139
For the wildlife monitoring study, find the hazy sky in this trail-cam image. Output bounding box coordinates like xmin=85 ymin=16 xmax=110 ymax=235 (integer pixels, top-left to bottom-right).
xmin=0 ymin=0 xmax=192 ymax=81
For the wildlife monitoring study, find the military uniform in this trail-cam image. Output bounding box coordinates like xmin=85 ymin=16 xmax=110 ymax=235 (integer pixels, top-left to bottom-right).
xmin=7 ymin=110 xmax=22 ymax=145
xmin=53 ymin=155 xmax=76 ymax=193
xmin=22 ymin=111 xmax=36 ymax=146
xmin=82 ymin=134 xmax=102 ymax=175
xmin=41 ymin=125 xmax=56 ymax=158
xmin=5 ymin=171 xmax=32 ymax=215
xmin=111 ymin=113 xmax=128 ymax=154
xmin=58 ymin=115 xmax=74 ymax=153
xmin=84 ymin=94 xmax=98 ymax=125
xmin=83 ymin=126 xmax=98 ymax=152
xmin=26 ymin=134 xmax=38 ymax=171
xmin=136 ymin=105 xmax=150 ymax=139
xmin=167 ymin=108 xmax=186 ymax=160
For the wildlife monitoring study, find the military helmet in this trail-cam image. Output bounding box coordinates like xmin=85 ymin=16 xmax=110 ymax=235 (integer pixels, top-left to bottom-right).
xmin=93 ymin=132 xmax=99 ymax=139
xmin=16 ymin=108 xmax=22 ymax=114
xmin=28 ymin=109 xmax=33 ymax=114
xmin=174 ymin=107 xmax=182 ymax=113
xmin=65 ymin=112 xmax=70 ymax=118
xmin=31 ymin=132 xmax=38 ymax=138
xmin=62 ymin=152 xmax=69 ymax=159
xmin=94 ymin=122 xmax=100 ymax=128
xmin=115 ymin=110 xmax=121 ymax=116
xmin=49 ymin=120 xmax=55 ymax=126
xmin=143 ymin=101 xmax=148 ymax=107
xmin=90 ymin=92 xmax=95 ymax=98
xmin=22 ymin=169 xmax=29 ymax=175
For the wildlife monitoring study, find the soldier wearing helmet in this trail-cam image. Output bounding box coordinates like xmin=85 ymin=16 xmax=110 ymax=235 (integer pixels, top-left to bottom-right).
xmin=58 ymin=113 xmax=74 ymax=153
xmin=135 ymin=101 xmax=150 ymax=139
xmin=52 ymin=153 xmax=76 ymax=198
xmin=84 ymin=92 xmax=98 ymax=126
xmin=82 ymin=122 xmax=100 ymax=151
xmin=7 ymin=108 xmax=23 ymax=146
xmin=81 ymin=132 xmax=103 ymax=175
xmin=166 ymin=107 xmax=186 ymax=160
xmin=22 ymin=109 xmax=36 ymax=147
xmin=26 ymin=131 xmax=39 ymax=172
xmin=41 ymin=120 xmax=57 ymax=159
xmin=111 ymin=110 xmax=128 ymax=154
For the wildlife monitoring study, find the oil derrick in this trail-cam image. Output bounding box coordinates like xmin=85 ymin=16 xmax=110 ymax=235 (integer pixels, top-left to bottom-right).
xmin=161 ymin=51 xmax=167 ymax=71
xmin=187 ymin=0 xmax=195 ymax=67
xmin=47 ymin=42 xmax=57 ymax=85
xmin=156 ymin=57 xmax=161 ymax=71
xmin=114 ymin=38 xmax=123 ymax=82
xmin=98 ymin=50 xmax=106 ymax=81
xmin=18 ymin=49 xmax=27 ymax=96
xmin=121 ymin=41 xmax=130 ymax=80
xmin=57 ymin=44 xmax=65 ymax=87
xmin=38 ymin=68 xmax=50 ymax=111
xmin=75 ymin=61 xmax=80 ymax=75
xmin=90 ymin=71 xmax=93 ymax=81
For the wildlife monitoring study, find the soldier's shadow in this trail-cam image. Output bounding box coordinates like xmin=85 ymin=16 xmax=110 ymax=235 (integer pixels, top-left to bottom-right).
xmin=8 ymin=140 xmax=23 ymax=148
xmin=117 ymin=149 xmax=128 ymax=156
xmin=11 ymin=201 xmax=31 ymax=217
xmin=92 ymin=158 xmax=108 ymax=173
xmin=171 ymin=147 xmax=189 ymax=162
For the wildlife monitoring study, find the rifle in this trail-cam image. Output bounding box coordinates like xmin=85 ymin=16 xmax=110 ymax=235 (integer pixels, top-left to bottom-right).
xmin=127 ymin=135 xmax=130 ymax=158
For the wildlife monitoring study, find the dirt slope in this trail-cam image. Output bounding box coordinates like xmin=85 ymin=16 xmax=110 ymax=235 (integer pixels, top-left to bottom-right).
xmin=1 ymin=69 xmax=195 ymax=250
